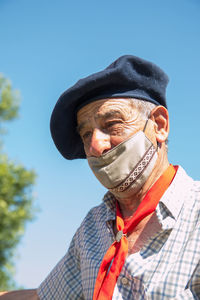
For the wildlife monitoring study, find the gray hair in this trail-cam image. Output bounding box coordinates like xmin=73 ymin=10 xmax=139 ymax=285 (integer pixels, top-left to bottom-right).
xmin=128 ymin=98 xmax=156 ymax=119
xmin=128 ymin=98 xmax=169 ymax=150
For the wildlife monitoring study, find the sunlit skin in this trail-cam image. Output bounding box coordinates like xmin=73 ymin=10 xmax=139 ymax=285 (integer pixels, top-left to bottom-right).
xmin=77 ymin=98 xmax=170 ymax=223
xmin=0 ymin=99 xmax=170 ymax=298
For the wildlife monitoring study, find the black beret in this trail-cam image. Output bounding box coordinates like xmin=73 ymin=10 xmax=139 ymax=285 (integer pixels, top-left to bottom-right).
xmin=50 ymin=55 xmax=169 ymax=160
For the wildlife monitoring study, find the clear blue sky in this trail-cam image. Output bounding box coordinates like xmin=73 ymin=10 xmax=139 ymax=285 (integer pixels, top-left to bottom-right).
xmin=0 ymin=0 xmax=200 ymax=289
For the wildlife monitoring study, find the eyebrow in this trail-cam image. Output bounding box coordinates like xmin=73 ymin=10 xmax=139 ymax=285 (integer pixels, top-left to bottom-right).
xmin=76 ymin=109 xmax=124 ymax=134
xmin=95 ymin=110 xmax=123 ymax=120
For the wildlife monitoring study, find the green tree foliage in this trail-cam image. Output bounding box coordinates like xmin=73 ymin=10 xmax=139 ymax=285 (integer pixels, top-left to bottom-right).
xmin=0 ymin=74 xmax=36 ymax=290
xmin=0 ymin=75 xmax=19 ymax=122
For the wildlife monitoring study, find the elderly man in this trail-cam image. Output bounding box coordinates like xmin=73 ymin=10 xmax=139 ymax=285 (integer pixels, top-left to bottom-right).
xmin=1 ymin=55 xmax=200 ymax=299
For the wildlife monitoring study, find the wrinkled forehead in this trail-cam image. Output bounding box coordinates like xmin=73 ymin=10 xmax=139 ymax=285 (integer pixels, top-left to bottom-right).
xmin=77 ymin=98 xmax=139 ymax=123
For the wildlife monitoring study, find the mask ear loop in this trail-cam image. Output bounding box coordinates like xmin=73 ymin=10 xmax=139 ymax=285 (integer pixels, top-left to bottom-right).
xmin=143 ymin=111 xmax=152 ymax=133
xmin=143 ymin=116 xmax=160 ymax=150
xmin=143 ymin=119 xmax=149 ymax=133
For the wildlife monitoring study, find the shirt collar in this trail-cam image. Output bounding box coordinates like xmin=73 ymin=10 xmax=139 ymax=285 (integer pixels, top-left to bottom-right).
xmin=103 ymin=165 xmax=190 ymax=224
xmin=103 ymin=191 xmax=116 ymax=222
xmin=158 ymin=165 xmax=190 ymax=221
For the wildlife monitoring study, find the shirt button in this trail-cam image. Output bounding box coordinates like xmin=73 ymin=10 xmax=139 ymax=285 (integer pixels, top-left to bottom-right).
xmin=121 ymin=277 xmax=129 ymax=286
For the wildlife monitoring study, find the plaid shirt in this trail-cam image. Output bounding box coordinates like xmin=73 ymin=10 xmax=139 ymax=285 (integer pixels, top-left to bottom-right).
xmin=38 ymin=166 xmax=200 ymax=299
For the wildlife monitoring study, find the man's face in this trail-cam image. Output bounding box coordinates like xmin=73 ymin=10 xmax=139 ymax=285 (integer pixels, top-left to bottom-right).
xmin=77 ymin=98 xmax=154 ymax=157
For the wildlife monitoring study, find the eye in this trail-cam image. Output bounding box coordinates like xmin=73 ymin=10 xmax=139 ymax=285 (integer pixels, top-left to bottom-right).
xmin=106 ymin=120 xmax=121 ymax=127
xmin=104 ymin=120 xmax=124 ymax=133
xmin=106 ymin=121 xmax=116 ymax=128
xmin=81 ymin=131 xmax=92 ymax=142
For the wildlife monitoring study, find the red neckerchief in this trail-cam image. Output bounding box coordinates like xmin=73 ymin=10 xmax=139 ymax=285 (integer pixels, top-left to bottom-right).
xmin=93 ymin=164 xmax=176 ymax=300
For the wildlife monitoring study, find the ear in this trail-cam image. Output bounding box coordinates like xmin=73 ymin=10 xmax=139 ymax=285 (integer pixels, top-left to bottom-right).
xmin=150 ymin=106 xmax=169 ymax=143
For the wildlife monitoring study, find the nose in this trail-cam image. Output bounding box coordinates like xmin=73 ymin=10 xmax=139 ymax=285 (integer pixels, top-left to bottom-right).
xmin=89 ymin=128 xmax=111 ymax=157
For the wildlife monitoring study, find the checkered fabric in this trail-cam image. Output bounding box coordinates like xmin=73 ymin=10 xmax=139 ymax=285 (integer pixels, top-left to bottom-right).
xmin=37 ymin=166 xmax=200 ymax=299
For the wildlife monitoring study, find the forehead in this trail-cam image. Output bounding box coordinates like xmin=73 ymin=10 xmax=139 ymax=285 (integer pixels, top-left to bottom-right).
xmin=77 ymin=98 xmax=136 ymax=124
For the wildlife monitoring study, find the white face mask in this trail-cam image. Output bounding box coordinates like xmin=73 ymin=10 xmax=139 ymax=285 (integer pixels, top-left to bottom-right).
xmin=87 ymin=128 xmax=158 ymax=198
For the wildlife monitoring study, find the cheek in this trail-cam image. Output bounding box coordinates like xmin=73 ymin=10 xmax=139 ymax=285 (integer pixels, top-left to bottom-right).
xmin=110 ymin=136 xmax=125 ymax=147
xmin=110 ymin=127 xmax=139 ymax=146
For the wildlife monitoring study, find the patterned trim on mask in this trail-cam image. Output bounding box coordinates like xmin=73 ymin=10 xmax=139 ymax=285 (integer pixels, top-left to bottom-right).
xmin=109 ymin=145 xmax=156 ymax=193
